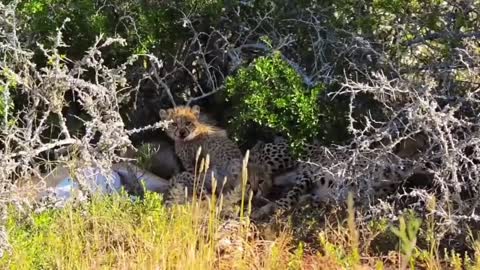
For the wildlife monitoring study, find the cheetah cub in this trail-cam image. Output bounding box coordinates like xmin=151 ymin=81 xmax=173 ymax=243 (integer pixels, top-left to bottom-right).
xmin=160 ymin=105 xmax=269 ymax=198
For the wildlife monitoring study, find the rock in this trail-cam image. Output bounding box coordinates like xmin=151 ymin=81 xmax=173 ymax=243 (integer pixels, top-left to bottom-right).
xmin=112 ymin=162 xmax=170 ymax=195
xmin=14 ymin=162 xmax=169 ymax=207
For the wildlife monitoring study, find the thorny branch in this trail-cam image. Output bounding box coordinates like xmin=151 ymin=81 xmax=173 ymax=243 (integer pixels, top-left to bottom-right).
xmin=1 ymin=0 xmax=480 ymax=256
xmin=0 ymin=3 xmax=172 ymax=256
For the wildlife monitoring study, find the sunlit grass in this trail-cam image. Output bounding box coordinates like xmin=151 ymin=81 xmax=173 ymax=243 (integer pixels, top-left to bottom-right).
xmin=1 ymin=153 xmax=295 ymax=270
xmin=3 ymin=190 xmax=480 ymax=270
xmin=2 ymin=153 xmax=480 ymax=269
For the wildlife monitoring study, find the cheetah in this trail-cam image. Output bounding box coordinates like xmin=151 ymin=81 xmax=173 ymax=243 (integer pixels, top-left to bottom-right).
xmin=249 ymin=139 xmax=432 ymax=219
xmin=159 ymin=105 xmax=270 ymax=198
xmin=247 ymin=138 xmax=326 ymax=196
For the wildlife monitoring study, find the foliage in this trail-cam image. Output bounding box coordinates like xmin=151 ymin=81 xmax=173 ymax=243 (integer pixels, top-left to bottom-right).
xmin=7 ymin=0 xmax=480 ymax=134
xmin=2 ymin=0 xmax=480 ymax=267
xmin=390 ymin=212 xmax=422 ymax=269
xmin=3 ymin=192 xmax=480 ymax=269
xmin=9 ymin=0 xmax=224 ymax=62
xmin=226 ymin=52 xmax=349 ymax=151
xmin=1 ymin=191 xmax=295 ymax=269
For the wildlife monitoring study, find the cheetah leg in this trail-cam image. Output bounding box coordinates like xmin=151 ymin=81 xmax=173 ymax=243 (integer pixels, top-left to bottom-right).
xmin=224 ymin=159 xmax=243 ymax=192
xmin=276 ymin=174 xmax=314 ymax=209
xmin=169 ymin=172 xmax=195 ymax=189
xmin=167 ymin=172 xmax=194 ymax=205
xmin=191 ymin=159 xmax=246 ymax=196
xmin=223 ymin=158 xmax=271 ymax=196
xmin=167 ymin=171 xmax=210 ymax=204
xmin=199 ymin=159 xmax=242 ymax=195
xmin=252 ymin=173 xmax=312 ymax=219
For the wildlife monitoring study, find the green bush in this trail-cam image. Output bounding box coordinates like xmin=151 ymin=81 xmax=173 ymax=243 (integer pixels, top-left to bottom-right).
xmin=226 ymin=52 xmax=349 ymax=153
xmin=1 ymin=190 xmax=301 ymax=269
xmin=12 ymin=0 xmax=224 ymax=63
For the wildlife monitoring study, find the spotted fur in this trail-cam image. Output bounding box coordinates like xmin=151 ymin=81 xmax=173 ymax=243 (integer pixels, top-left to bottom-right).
xmin=247 ymin=140 xmax=325 ymax=196
xmin=249 ymin=140 xmax=430 ymax=219
xmin=160 ymin=105 xmax=270 ymax=197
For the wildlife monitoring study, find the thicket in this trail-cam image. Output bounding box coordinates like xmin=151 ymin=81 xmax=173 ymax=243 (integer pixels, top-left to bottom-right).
xmin=5 ymin=0 xmax=479 ymax=145
xmin=1 ymin=0 xmax=480 ymax=265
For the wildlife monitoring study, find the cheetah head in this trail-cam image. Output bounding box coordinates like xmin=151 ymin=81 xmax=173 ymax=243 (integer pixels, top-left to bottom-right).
xmin=159 ymin=105 xmax=205 ymax=142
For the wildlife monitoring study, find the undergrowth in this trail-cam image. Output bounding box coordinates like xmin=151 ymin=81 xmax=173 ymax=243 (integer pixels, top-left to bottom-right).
xmin=1 ymin=189 xmax=289 ymax=270
xmin=3 ymin=190 xmax=480 ymax=269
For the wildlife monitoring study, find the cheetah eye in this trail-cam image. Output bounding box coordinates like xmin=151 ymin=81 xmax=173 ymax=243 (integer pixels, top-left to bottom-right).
xmin=186 ymin=121 xmax=193 ymax=126
xmin=171 ymin=122 xmax=177 ymax=127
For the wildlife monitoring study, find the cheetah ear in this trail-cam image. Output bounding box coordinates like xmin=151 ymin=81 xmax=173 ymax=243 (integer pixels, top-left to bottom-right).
xmin=159 ymin=108 xmax=172 ymax=120
xmin=191 ymin=105 xmax=200 ymax=118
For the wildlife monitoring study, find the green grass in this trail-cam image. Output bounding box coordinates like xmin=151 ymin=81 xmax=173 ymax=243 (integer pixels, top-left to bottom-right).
xmin=1 ymin=183 xmax=298 ymax=270
xmin=3 ymin=191 xmax=226 ymax=269
xmin=3 ymin=189 xmax=480 ymax=270
xmin=8 ymin=193 xmax=184 ymax=267
xmin=3 ymin=154 xmax=480 ymax=269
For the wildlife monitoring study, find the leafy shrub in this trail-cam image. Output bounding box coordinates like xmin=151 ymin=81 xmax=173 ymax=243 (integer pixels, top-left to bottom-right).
xmin=1 ymin=190 xmax=299 ymax=269
xmin=13 ymin=0 xmax=224 ymax=63
xmin=226 ymin=52 xmax=349 ymax=152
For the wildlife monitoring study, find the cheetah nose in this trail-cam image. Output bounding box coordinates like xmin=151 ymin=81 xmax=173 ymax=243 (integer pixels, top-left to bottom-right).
xmin=179 ymin=130 xmax=187 ymax=138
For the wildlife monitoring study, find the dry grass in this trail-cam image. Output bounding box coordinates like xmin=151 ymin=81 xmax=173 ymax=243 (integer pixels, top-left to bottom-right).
xmin=3 ymin=166 xmax=480 ymax=269
xmin=1 ymin=187 xmax=295 ymax=269
xmin=4 ymin=196 xmax=479 ymax=270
